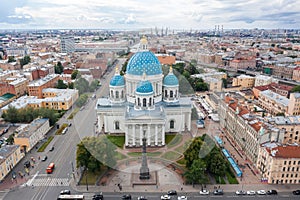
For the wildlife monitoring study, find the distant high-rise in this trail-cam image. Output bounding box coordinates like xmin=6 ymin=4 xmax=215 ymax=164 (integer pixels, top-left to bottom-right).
xmin=60 ymin=35 xmax=75 ymax=53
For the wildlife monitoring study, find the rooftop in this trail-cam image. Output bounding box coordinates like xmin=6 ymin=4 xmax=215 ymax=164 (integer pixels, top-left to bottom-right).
xmin=15 ymin=118 xmax=49 ymax=138
xmin=265 ymin=144 xmax=300 ymax=158
xmin=27 ymin=74 xmax=59 ymax=87
xmin=260 ymin=90 xmax=289 ymax=106
xmin=0 ymin=145 xmax=20 ymax=163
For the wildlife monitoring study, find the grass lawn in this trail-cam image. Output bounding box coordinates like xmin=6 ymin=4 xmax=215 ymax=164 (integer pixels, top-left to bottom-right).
xmin=68 ymin=107 xmax=79 ymax=119
xmin=167 ymin=134 xmax=182 ymax=148
xmin=55 ymin=123 xmax=68 ymax=135
xmin=115 ymin=152 xmax=127 ymax=160
xmin=107 ymin=135 xmax=125 ymax=148
xmin=176 ymin=157 xmax=186 ymax=165
xmin=225 ymin=171 xmax=239 ymax=184
xmin=127 ymin=152 xmax=162 ymax=157
xmin=165 ymin=134 xmax=176 ymax=144
xmin=37 ymin=136 xmax=54 ymax=152
xmin=79 ymin=169 xmax=103 ymax=185
xmin=215 ymin=175 xmax=226 ymax=184
xmin=161 ymin=151 xmax=182 ymax=161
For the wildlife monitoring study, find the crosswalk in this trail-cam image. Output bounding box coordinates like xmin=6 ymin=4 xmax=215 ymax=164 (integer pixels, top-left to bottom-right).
xmin=30 ymin=178 xmax=70 ymax=187
xmin=0 ymin=190 xmax=9 ymax=200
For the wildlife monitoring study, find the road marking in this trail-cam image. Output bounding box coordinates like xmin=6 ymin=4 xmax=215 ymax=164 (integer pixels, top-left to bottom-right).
xmin=0 ymin=189 xmax=9 ymax=200
xmin=25 ymin=171 xmax=39 ymax=186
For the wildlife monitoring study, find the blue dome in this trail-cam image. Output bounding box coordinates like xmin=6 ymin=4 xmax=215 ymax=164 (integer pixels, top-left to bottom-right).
xmin=163 ymin=73 xmax=179 ymax=86
xmin=136 ymin=80 xmax=153 ymax=94
xmin=110 ymin=74 xmax=125 ymax=86
xmin=126 ymin=51 xmax=162 ymax=76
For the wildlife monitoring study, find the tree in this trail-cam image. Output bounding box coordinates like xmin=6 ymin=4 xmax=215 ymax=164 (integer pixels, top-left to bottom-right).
xmin=291 ymin=85 xmax=300 ymax=93
xmin=2 ymin=106 xmax=19 ymax=123
xmin=222 ymin=78 xmax=228 ymax=88
xmin=56 ymin=80 xmax=68 ymax=89
xmin=19 ymin=55 xmax=31 ymax=68
xmin=207 ymin=151 xmax=226 ymax=176
xmin=183 ymin=137 xmax=204 ymax=168
xmin=76 ymin=94 xmax=89 ymax=107
xmin=54 ymin=62 xmax=64 ymax=74
xmin=71 ymin=70 xmax=80 ymax=79
xmin=75 ymin=77 xmax=89 ymax=95
xmin=182 ymin=70 xmax=190 ymax=79
xmin=68 ymin=82 xmax=74 ymax=89
xmin=89 ymin=80 xmax=99 ymax=92
xmin=8 ymin=56 xmax=16 ymax=63
xmin=76 ymin=142 xmax=91 ymax=168
xmin=184 ymin=159 xmax=208 ymax=185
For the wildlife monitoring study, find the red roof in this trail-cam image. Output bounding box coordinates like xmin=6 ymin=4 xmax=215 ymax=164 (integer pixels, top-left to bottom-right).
xmin=266 ymin=146 xmax=300 ymax=158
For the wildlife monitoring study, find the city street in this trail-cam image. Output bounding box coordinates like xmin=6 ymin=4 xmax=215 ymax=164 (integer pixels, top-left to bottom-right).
xmin=2 ymin=60 xmax=120 ymax=200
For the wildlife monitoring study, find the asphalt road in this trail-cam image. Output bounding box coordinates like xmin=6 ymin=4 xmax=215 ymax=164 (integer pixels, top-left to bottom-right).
xmin=3 ymin=60 xmax=121 ymax=200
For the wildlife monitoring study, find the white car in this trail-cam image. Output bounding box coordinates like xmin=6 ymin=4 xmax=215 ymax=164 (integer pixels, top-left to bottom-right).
xmin=161 ymin=195 xmax=171 ymax=200
xmin=235 ymin=190 xmax=246 ymax=195
xmin=257 ymin=190 xmax=267 ymax=195
xmin=177 ymin=196 xmax=187 ymax=200
xmin=247 ymin=190 xmax=256 ymax=195
xmin=199 ymin=189 xmax=210 ymax=195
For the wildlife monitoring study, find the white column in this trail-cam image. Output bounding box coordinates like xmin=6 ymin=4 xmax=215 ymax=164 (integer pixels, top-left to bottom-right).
xmin=147 ymin=125 xmax=151 ymax=146
xmin=140 ymin=125 xmax=143 ymax=146
xmin=125 ymin=125 xmax=128 ymax=146
xmin=133 ymin=125 xmax=136 ymax=146
xmin=155 ymin=125 xmax=158 ymax=146
xmin=162 ymin=125 xmax=165 ymax=145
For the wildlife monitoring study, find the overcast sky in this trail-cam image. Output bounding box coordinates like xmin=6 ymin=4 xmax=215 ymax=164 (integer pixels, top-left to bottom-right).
xmin=0 ymin=0 xmax=299 ymax=30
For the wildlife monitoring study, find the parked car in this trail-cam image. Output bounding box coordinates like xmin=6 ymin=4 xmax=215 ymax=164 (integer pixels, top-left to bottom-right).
xmin=267 ymin=190 xmax=277 ymax=195
xmin=160 ymin=195 xmax=171 ymax=200
xmin=213 ymin=189 xmax=224 ymax=195
xmin=177 ymin=196 xmax=187 ymax=200
xmin=121 ymin=194 xmax=131 ymax=200
xmin=293 ymin=190 xmax=300 ymax=195
xmin=60 ymin=190 xmax=71 ymax=195
xmin=235 ymin=190 xmax=246 ymax=195
xmin=49 ymin=146 xmax=54 ymax=152
xmin=92 ymin=193 xmax=103 ymax=200
xmin=199 ymin=189 xmax=209 ymax=195
xmin=24 ymin=161 xmax=31 ymax=168
xmin=41 ymin=156 xmax=47 ymax=161
xmin=137 ymin=196 xmax=147 ymax=200
xmin=247 ymin=190 xmax=256 ymax=195
xmin=257 ymin=190 xmax=267 ymax=195
xmin=167 ymin=190 xmax=177 ymax=195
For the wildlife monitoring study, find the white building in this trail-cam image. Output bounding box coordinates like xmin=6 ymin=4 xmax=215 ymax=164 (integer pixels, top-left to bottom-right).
xmin=254 ymin=75 xmax=274 ymax=87
xmin=96 ymin=37 xmax=192 ymax=147
xmin=60 ymin=35 xmax=75 ymax=53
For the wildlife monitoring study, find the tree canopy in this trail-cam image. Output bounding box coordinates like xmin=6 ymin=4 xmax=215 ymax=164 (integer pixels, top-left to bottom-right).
xmin=19 ymin=55 xmax=31 ymax=68
xmin=56 ymin=80 xmax=68 ymax=89
xmin=74 ymin=77 xmax=89 ymax=95
xmin=291 ymin=85 xmax=300 ymax=93
xmin=54 ymin=61 xmax=64 ymax=74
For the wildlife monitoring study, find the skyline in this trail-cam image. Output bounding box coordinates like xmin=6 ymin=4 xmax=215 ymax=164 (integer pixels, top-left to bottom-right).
xmin=0 ymin=0 xmax=300 ymax=30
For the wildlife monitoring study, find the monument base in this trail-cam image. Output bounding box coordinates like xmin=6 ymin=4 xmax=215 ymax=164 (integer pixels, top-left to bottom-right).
xmin=132 ymin=171 xmax=157 ymax=186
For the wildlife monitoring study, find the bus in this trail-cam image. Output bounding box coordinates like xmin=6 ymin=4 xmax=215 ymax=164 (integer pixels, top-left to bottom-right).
xmin=46 ymin=162 xmax=55 ymax=174
xmin=57 ymin=195 xmax=85 ymax=200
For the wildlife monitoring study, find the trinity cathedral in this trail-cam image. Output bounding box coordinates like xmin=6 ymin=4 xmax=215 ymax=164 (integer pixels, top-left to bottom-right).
xmin=96 ymin=37 xmax=192 ymax=147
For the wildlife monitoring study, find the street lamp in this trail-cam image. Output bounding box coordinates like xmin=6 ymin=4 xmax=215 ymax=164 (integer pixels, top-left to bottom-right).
xmin=85 ymin=168 xmax=89 ymax=191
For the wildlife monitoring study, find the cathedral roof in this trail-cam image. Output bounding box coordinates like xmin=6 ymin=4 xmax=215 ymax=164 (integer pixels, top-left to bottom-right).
xmin=126 ymin=51 xmax=162 ymax=76
xmin=163 ymin=66 xmax=179 ymax=86
xmin=136 ymin=80 xmax=154 ymax=94
xmin=110 ymin=74 xmax=125 ymax=86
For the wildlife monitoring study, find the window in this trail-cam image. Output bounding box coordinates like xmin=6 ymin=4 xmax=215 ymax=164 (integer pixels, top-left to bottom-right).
xmin=143 ymin=98 xmax=146 ymax=107
xmin=149 ymin=98 xmax=152 ymax=106
xmin=115 ymin=121 xmax=120 ymax=130
xmin=116 ymin=91 xmax=119 ymax=99
xmin=121 ymin=91 xmax=124 ymax=98
xmin=138 ymin=98 xmax=140 ymax=106
xmin=170 ymin=120 xmax=175 ymax=129
xmin=170 ymin=91 xmax=173 ymax=98
xmin=111 ymin=90 xmax=113 ymax=97
xmin=165 ymin=90 xmax=168 ymax=97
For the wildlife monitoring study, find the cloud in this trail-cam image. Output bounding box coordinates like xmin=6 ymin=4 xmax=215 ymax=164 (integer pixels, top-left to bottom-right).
xmin=1 ymin=0 xmax=300 ymax=29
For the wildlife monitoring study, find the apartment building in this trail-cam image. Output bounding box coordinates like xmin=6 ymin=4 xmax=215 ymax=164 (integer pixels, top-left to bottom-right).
xmin=288 ymin=93 xmax=300 ymax=116
xmin=292 ymin=67 xmax=300 ymax=82
xmin=253 ymin=83 xmax=293 ymax=99
xmin=229 ymin=58 xmax=256 ymax=71
xmin=27 ymin=74 xmax=60 ymax=98
xmin=272 ymin=64 xmax=296 ymax=79
xmin=60 ymin=35 xmax=75 ymax=53
xmin=14 ymin=118 xmax=50 ymax=152
xmin=266 ymin=116 xmax=300 ymax=144
xmin=254 ymin=75 xmax=273 ymax=87
xmin=0 ymin=145 xmax=24 ymax=181
xmin=9 ymin=78 xmax=29 ymax=97
xmin=258 ymin=90 xmax=289 ymax=115
xmin=232 ymin=75 xmax=255 ymax=89
xmin=257 ymin=143 xmax=300 ymax=184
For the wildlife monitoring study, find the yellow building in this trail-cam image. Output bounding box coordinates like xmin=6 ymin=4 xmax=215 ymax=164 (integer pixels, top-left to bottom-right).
xmin=257 ymin=143 xmax=300 ymax=184
xmin=9 ymin=78 xmax=29 ymax=97
xmin=0 ymin=145 xmax=24 ymax=181
xmin=14 ymin=118 xmax=50 ymax=152
xmin=288 ymin=93 xmax=300 ymax=116
xmin=232 ymin=75 xmax=255 ymax=89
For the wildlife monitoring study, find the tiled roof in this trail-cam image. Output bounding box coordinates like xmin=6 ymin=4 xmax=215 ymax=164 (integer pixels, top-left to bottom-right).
xmin=266 ymin=145 xmax=300 ymax=158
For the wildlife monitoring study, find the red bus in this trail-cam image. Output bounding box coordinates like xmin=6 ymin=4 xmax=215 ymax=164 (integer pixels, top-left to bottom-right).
xmin=46 ymin=162 xmax=55 ymax=174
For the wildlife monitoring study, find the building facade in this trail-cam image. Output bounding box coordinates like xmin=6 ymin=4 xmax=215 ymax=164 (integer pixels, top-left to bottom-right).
xmin=232 ymin=75 xmax=255 ymax=89
xmin=96 ymin=37 xmax=192 ymax=147
xmin=27 ymin=74 xmax=60 ymax=98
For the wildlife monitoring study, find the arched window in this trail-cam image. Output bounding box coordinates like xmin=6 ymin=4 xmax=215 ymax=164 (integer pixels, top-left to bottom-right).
xmin=165 ymin=90 xmax=168 ymax=97
xmin=175 ymin=90 xmax=178 ymax=98
xmin=116 ymin=91 xmax=119 ymax=99
xmin=170 ymin=91 xmax=173 ymax=98
xmin=121 ymin=90 xmax=124 ymax=98
xmin=115 ymin=121 xmax=120 ymax=130
xmin=149 ymin=98 xmax=152 ymax=106
xmin=170 ymin=120 xmax=175 ymax=129
xmin=138 ymin=98 xmax=141 ymax=106
xmin=111 ymin=90 xmax=114 ymax=98
xmin=143 ymin=98 xmax=147 ymax=107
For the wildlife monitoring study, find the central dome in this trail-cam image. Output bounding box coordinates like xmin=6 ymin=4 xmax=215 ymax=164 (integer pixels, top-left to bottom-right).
xmin=126 ymin=51 xmax=162 ymax=76
xmin=136 ymin=80 xmax=154 ymax=94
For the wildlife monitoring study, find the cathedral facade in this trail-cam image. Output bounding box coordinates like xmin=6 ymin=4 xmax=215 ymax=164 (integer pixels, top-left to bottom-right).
xmin=96 ymin=37 xmax=192 ymax=147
